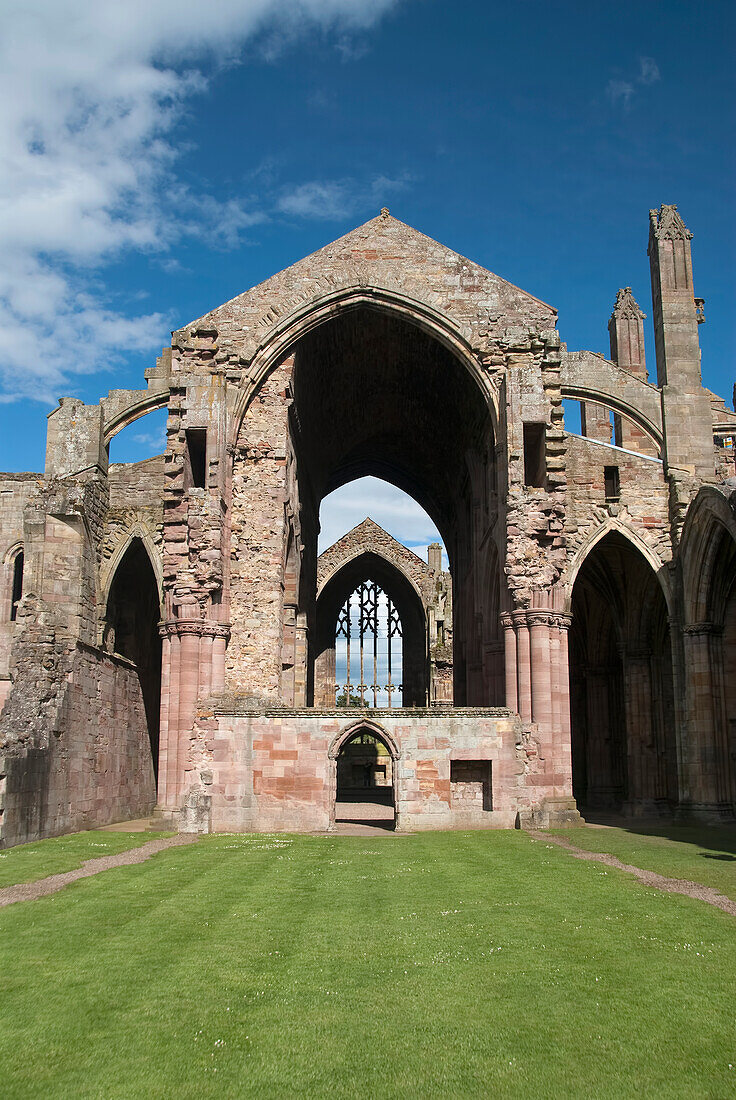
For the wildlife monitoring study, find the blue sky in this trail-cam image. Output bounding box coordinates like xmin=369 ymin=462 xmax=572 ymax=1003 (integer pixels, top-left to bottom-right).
xmin=1 ymin=0 xmax=733 ymax=553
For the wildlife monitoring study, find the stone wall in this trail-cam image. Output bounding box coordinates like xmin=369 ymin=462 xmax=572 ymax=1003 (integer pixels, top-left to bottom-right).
xmin=181 ymin=706 xmax=564 ymax=833
xmin=0 ymin=476 xmax=39 ymax=707
xmin=0 ymin=634 xmax=155 ymax=847
xmin=564 ymin=434 xmax=671 ymax=570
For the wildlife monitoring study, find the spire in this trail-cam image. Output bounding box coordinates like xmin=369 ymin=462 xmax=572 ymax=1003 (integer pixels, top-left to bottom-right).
xmin=649 ymin=204 xmax=693 ymax=243
xmin=647 ymin=203 xmax=714 ymax=478
xmin=608 ymin=287 xmax=646 ymax=377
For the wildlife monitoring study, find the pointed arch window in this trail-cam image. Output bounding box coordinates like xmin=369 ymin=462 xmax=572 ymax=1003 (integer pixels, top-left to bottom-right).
xmin=10 ymin=550 xmax=23 ymax=621
xmin=335 ymin=580 xmax=402 ymax=707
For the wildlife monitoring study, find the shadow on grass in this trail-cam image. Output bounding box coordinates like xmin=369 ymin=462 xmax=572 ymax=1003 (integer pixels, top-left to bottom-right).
xmin=579 ymin=809 xmax=736 ymax=859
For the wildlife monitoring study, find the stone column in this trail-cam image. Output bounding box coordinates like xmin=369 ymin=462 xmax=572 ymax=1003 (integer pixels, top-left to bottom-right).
xmin=584 ymin=667 xmax=613 ymax=805
xmin=294 ymin=612 xmax=309 ymax=707
xmin=280 ymin=603 xmax=297 ymax=706
xmin=513 ymin=610 xmax=532 ymax=722
xmin=528 ymin=610 xmax=553 ymax=734
xmin=553 ymin=612 xmax=573 ymax=796
xmin=501 ymin=612 xmax=517 ymax=712
xmin=157 ymin=618 xmax=230 ymax=813
xmin=622 ymin=648 xmax=661 ymax=812
xmin=681 ymin=623 xmax=730 ymax=811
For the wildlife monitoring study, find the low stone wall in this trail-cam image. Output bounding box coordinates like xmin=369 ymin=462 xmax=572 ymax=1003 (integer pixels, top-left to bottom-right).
xmin=184 ymin=707 xmax=569 ymax=833
xmin=0 ymin=643 xmax=155 ymax=847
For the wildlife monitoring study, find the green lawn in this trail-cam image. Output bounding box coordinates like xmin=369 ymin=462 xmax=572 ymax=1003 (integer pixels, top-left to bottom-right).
xmin=0 ymin=829 xmax=168 ymax=888
xmin=549 ymin=823 xmax=736 ymax=900
xmin=1 ymin=830 xmax=734 ymax=1099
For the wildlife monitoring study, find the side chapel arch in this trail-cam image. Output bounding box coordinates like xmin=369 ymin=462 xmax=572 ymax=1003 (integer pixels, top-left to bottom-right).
xmin=679 ymin=488 xmax=736 ymax=809
xmin=104 ymin=536 xmax=163 ymax=783
xmin=568 ymin=530 xmax=677 ymax=812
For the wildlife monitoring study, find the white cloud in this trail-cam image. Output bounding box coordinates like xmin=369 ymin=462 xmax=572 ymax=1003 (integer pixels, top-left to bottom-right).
xmin=638 ymin=57 xmax=660 ymax=86
xmin=319 ymin=476 xmax=446 ymax=565
xmin=0 ymin=0 xmax=399 ymax=402
xmin=277 ymin=173 xmax=411 ymax=220
xmin=606 ymin=56 xmax=660 ymax=109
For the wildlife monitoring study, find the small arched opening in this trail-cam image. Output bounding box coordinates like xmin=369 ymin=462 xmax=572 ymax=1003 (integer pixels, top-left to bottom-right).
xmin=569 ymin=532 xmax=676 ymax=814
xmin=9 ymin=549 xmax=23 ymax=622
xmin=105 ymin=538 xmax=162 ymax=785
xmin=330 ymin=723 xmax=399 ymax=831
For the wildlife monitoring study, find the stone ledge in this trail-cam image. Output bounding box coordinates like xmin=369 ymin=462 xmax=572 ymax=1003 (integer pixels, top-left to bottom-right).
xmin=203 ymin=701 xmax=517 ymax=719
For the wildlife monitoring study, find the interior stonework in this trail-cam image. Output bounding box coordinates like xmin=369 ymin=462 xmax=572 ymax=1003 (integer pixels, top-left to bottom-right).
xmin=1 ymin=204 xmax=735 ymax=844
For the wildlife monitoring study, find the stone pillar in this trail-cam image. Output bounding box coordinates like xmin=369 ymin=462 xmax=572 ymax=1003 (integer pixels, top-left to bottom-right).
xmin=580 ymin=402 xmax=611 ymax=444
xmin=280 ymin=603 xmax=297 ymax=705
xmin=158 ymin=618 xmax=230 ymax=813
xmin=681 ymin=623 xmax=731 ymax=812
xmin=294 ymin=612 xmax=308 ymax=707
xmin=501 ymin=613 xmax=517 ymax=712
xmin=553 ymin=612 xmax=573 ymax=796
xmin=584 ymin=668 xmax=611 ymax=804
xmin=513 ymin=611 xmax=532 ymax=722
xmin=529 ymin=611 xmax=553 ymax=733
xmin=622 ymin=649 xmax=659 ymax=812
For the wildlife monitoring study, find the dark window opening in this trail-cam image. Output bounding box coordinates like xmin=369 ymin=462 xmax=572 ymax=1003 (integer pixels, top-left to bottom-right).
xmin=185 ymin=428 xmax=207 ymax=489
xmin=10 ymin=551 xmax=23 ymax=622
xmin=523 ymin=423 xmax=546 ymax=488
xmin=450 ymin=759 xmax=492 ymax=811
xmin=604 ymin=465 xmax=621 ymax=502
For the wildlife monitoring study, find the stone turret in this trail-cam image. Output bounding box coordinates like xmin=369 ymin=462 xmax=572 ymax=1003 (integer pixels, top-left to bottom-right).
xmin=648 ymin=205 xmax=714 ymax=479
xmin=608 ymin=287 xmax=646 ymax=377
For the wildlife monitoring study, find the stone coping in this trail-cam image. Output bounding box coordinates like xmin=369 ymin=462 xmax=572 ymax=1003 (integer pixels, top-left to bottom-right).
xmin=201 ymin=701 xmax=516 ymax=719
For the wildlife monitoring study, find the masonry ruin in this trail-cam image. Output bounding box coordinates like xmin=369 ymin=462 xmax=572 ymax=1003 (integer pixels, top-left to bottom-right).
xmin=0 ymin=204 xmax=734 ymax=843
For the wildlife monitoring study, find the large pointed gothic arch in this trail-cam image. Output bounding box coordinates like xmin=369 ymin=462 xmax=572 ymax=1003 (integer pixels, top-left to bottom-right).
xmin=568 ymin=530 xmax=677 ymax=811
xmin=314 ymin=549 xmax=428 ymax=708
xmin=104 ymin=536 xmax=162 ymax=783
xmin=229 ymin=286 xmax=501 ymax=449
xmin=678 ymin=487 xmax=736 ymax=810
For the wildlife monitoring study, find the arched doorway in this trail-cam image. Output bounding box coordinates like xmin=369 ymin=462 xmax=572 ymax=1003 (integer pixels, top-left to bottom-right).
xmin=569 ymin=532 xmax=676 ymax=814
xmin=105 ymin=538 xmax=162 ymax=785
xmin=331 ymin=724 xmax=398 ymax=830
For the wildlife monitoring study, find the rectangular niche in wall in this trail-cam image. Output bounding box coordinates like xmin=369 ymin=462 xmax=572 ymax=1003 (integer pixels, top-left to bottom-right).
xmin=604 ymin=465 xmax=620 ymax=502
xmin=185 ymin=428 xmax=207 ymax=490
xmin=523 ymin=423 xmax=546 ymax=488
xmin=450 ymin=760 xmax=492 ymax=811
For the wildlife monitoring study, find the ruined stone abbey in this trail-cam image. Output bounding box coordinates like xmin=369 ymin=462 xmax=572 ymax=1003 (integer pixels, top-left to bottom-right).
xmin=0 ymin=204 xmax=734 ymax=844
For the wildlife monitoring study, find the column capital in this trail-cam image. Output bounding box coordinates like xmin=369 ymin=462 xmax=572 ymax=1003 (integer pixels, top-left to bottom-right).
xmin=551 ymin=612 xmax=572 ymax=630
xmin=159 ymin=618 xmax=231 ymax=640
xmin=527 ymin=609 xmax=554 ymax=628
xmin=683 ymin=621 xmax=722 ymax=637
xmin=500 ymin=611 xmax=514 ymax=630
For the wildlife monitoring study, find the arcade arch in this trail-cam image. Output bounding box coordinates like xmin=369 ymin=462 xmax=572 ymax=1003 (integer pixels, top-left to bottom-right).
xmin=680 ymin=493 xmax=736 ymax=808
xmin=569 ymin=532 xmax=677 ymax=812
xmin=104 ymin=537 xmax=162 ymax=783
